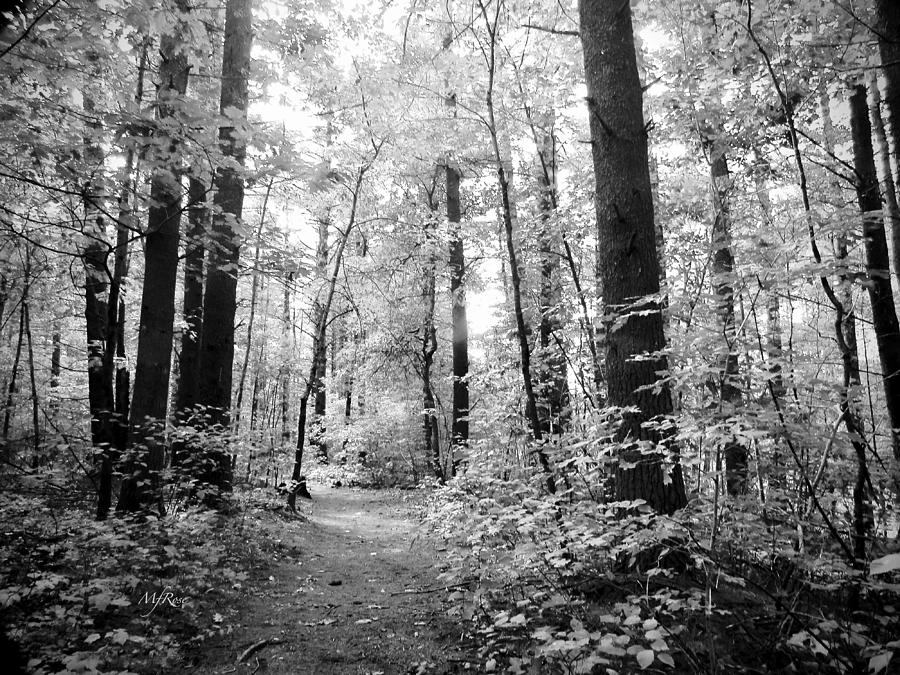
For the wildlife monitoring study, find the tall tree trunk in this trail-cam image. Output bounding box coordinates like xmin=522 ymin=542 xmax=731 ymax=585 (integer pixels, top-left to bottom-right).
xmin=81 ymin=86 xmax=116 ymax=519
xmin=422 ymin=187 xmax=442 ymax=481
xmin=50 ymin=324 xmax=60 ymax=413
xmin=175 ymin=176 xmax=207 ymax=419
xmin=851 ymin=84 xmax=900 ymax=463
xmin=280 ymin=270 xmax=293 ymax=446
xmin=311 ymin=217 xmax=329 ymax=462
xmin=536 ymin=119 xmax=570 ymax=435
xmin=579 ymin=0 xmax=686 ymax=513
xmin=867 ymin=71 xmax=900 ymax=300
xmin=753 ymin=159 xmax=786 ymax=400
xmin=703 ymin=127 xmax=748 ymax=496
xmin=23 ymin=294 xmax=39 ymax=464
xmin=2 ymin=289 xmax=25 ymax=446
xmin=197 ymin=0 xmax=253 ymax=492
xmin=477 ymin=2 xmax=553 ymax=490
xmin=288 ymin=175 xmax=366 ymax=509
xmin=447 ymin=165 xmax=469 ymax=463
xmin=234 ymin=181 xmax=271 ymax=428
xmin=876 ymin=0 xmax=900 ymax=187
xmin=118 ymin=9 xmax=190 ymax=514
xmin=820 ymin=92 xmax=870 ymax=562
xmin=107 ymin=41 xmax=146 ymax=455
xmin=442 ymin=31 xmax=469 ymax=465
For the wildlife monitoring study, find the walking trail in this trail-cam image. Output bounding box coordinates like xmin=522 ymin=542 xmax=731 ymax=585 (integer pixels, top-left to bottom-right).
xmin=188 ymin=485 xmax=475 ymax=675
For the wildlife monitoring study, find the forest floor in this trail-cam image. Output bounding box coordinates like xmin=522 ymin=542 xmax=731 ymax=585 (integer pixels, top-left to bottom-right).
xmin=183 ymin=485 xmax=477 ymax=675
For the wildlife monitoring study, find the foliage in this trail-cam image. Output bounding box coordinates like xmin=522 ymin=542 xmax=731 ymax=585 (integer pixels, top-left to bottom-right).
xmin=0 ymin=481 xmax=269 ymax=674
xmin=427 ymin=453 xmax=900 ymax=673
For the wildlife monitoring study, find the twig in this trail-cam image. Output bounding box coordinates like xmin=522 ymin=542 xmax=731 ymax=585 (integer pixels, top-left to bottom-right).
xmin=236 ymin=637 xmax=279 ymax=663
xmin=390 ymin=580 xmax=474 ymax=596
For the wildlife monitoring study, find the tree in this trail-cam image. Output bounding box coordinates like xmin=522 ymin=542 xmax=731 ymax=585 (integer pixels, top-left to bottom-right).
xmin=475 ymin=0 xmax=553 ymax=491
xmin=536 ymin=120 xmax=571 ymax=436
xmin=578 ymin=0 xmax=686 ymax=513
xmin=174 ymin=176 xmax=208 ymax=421
xmin=875 ymin=0 xmax=900 ymax=188
xmin=850 ymin=83 xmax=900 ymax=463
xmin=196 ymin=0 xmax=253 ymax=490
xmin=118 ymin=0 xmax=191 ymax=513
xmin=447 ymin=135 xmax=469 ymax=463
xmin=421 ymin=179 xmax=442 ymax=480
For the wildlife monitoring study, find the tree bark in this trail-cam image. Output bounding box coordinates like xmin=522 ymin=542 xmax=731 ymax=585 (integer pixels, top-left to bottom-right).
xmin=174 ymin=176 xmax=207 ymax=419
xmin=867 ymin=71 xmax=900 ymax=300
xmin=876 ymin=0 xmax=900 ymax=188
xmin=118 ymin=8 xmax=190 ymax=513
xmin=579 ymin=0 xmax=686 ymax=513
xmin=851 ymin=84 xmax=900 ymax=463
xmin=196 ymin=0 xmax=253 ymax=491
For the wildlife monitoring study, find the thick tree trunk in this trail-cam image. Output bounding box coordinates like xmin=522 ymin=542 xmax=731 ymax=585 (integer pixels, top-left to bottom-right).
xmin=118 ymin=12 xmax=190 ymax=514
xmin=537 ymin=122 xmax=570 ymax=435
xmin=704 ymin=130 xmax=747 ymax=496
xmin=851 ymin=85 xmax=900 ymax=463
xmin=579 ymin=0 xmax=686 ymax=513
xmin=447 ymin=164 xmax=469 ymax=461
xmin=197 ymin=0 xmax=253 ymax=491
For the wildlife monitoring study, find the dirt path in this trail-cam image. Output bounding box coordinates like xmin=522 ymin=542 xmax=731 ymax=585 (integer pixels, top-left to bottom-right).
xmin=187 ymin=485 xmax=474 ymax=675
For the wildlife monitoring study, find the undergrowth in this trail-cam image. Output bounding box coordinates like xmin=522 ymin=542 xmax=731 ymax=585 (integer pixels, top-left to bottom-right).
xmin=426 ymin=454 xmax=900 ymax=674
xmin=0 ymin=474 xmax=298 ymax=674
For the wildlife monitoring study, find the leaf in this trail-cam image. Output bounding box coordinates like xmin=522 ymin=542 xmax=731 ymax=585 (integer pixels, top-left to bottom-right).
xmin=636 ymin=649 xmax=655 ymax=669
xmin=869 ymin=652 xmax=893 ymax=673
xmin=108 ymin=628 xmax=129 ymax=645
xmin=84 ymin=633 xmax=101 ymax=644
xmin=870 ymin=554 xmax=900 ymax=575
xmin=658 ymin=652 xmax=675 ymax=667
